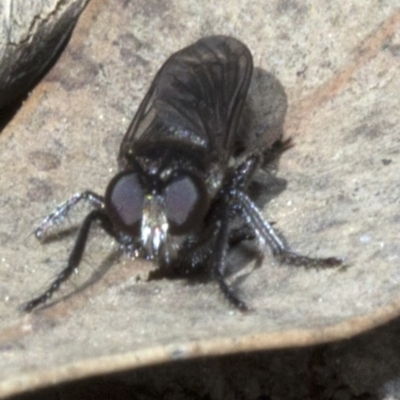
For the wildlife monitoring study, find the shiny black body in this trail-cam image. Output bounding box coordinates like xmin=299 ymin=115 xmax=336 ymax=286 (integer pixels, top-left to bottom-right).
xmin=22 ymin=36 xmax=342 ymax=312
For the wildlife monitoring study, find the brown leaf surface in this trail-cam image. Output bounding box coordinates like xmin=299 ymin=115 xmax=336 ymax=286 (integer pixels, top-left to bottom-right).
xmin=1 ymin=0 xmax=400 ymax=397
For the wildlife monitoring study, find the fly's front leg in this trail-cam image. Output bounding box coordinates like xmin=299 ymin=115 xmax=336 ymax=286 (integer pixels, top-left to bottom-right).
xmin=22 ymin=210 xmax=110 ymax=312
xmin=206 ymin=153 xmax=264 ymax=311
xmin=211 ymin=212 xmax=249 ymax=311
xmin=35 ymin=191 xmax=104 ymax=240
xmin=210 ymin=185 xmax=251 ymax=311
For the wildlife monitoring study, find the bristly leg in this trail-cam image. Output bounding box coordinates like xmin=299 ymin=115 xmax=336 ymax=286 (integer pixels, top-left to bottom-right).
xmin=277 ymin=250 xmax=344 ymax=269
xmin=35 ymin=191 xmax=104 ymax=240
xmin=208 ymin=153 xmax=343 ymax=312
xmin=207 ymin=154 xmax=268 ymax=311
xmin=21 ymin=210 xmax=111 ymax=312
xmin=211 ymin=204 xmax=249 ymax=311
xmin=235 ymin=189 xmax=344 ymax=268
xmin=215 ymin=268 xmax=249 ymax=311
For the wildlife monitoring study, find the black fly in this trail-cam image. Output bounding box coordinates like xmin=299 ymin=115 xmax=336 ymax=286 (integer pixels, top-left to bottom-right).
xmin=22 ymin=36 xmax=343 ymax=312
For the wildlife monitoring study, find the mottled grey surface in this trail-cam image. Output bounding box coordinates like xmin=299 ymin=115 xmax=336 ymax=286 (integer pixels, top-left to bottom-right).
xmin=0 ymin=0 xmax=399 ymax=397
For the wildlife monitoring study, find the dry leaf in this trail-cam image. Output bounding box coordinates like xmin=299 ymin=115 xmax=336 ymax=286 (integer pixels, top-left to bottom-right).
xmin=1 ymin=0 xmax=400 ymax=397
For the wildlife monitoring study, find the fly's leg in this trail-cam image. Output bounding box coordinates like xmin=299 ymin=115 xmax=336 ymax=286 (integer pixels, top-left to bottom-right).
xmin=35 ymin=191 xmax=104 ymax=239
xmin=228 ymin=152 xmax=343 ymax=268
xmin=235 ymin=190 xmax=344 ymax=268
xmin=211 ymin=209 xmax=249 ymax=311
xmin=212 ymin=154 xmax=262 ymax=311
xmin=210 ymin=152 xmax=342 ymax=312
xmin=206 ymin=154 xmax=262 ymax=311
xmin=21 ymin=210 xmax=110 ymax=312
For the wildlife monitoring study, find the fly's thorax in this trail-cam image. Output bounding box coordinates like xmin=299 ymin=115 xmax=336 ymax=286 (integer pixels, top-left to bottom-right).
xmin=127 ymin=140 xmax=210 ymax=175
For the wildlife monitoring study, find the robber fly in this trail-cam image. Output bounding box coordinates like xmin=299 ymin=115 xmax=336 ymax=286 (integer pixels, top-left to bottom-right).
xmin=22 ymin=36 xmax=343 ymax=312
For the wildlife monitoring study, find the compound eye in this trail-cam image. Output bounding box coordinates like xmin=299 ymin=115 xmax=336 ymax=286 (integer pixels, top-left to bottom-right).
xmin=105 ymin=172 xmax=144 ymax=235
xmin=164 ymin=174 xmax=209 ymax=235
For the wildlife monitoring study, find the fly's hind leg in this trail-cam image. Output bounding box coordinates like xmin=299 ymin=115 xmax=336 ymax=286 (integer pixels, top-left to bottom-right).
xmin=228 ymin=151 xmax=344 ymax=269
xmin=235 ymin=189 xmax=344 ymax=269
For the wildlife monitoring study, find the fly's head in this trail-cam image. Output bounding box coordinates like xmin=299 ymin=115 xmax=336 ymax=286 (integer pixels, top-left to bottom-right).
xmin=105 ymin=162 xmax=210 ymax=264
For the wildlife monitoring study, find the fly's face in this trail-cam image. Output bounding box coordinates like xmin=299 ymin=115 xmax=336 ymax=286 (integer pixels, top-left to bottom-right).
xmin=105 ymin=164 xmax=210 ymax=262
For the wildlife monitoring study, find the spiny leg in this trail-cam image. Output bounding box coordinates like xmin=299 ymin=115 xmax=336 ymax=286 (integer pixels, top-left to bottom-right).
xmin=21 ymin=210 xmax=111 ymax=312
xmin=235 ymin=190 xmax=344 ymax=268
xmin=206 ymin=153 xmax=263 ymax=310
xmin=211 ymin=207 xmax=249 ymax=311
xmin=35 ymin=191 xmax=104 ymax=239
xmin=230 ymin=149 xmax=341 ymax=266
